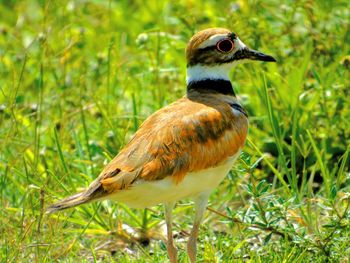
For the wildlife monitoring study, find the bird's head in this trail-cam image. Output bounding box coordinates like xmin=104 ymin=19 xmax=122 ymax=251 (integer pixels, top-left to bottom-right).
xmin=186 ymin=28 xmax=276 ymax=84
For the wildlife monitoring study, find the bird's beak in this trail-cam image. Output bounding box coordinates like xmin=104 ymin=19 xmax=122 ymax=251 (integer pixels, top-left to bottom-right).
xmin=245 ymin=48 xmax=276 ymax=62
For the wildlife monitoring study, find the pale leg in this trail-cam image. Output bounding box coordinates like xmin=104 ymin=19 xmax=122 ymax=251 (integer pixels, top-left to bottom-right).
xmin=164 ymin=202 xmax=178 ymax=263
xmin=187 ymin=191 xmax=210 ymax=263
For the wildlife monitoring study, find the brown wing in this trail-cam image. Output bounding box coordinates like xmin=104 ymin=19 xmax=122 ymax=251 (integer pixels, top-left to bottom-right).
xmin=98 ymin=94 xmax=248 ymax=193
xmin=47 ymin=94 xmax=248 ymax=212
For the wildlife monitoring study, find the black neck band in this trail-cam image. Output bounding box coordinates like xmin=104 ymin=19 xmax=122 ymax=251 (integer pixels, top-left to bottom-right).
xmin=187 ymin=79 xmax=235 ymax=96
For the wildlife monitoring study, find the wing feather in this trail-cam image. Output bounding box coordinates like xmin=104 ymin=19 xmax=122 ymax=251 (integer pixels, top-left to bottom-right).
xmin=48 ymin=94 xmax=248 ymax=212
xmin=98 ymin=95 xmax=248 ymax=192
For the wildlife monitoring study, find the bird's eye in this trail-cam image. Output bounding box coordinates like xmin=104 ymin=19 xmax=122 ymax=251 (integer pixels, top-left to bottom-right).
xmin=216 ymin=39 xmax=234 ymax=53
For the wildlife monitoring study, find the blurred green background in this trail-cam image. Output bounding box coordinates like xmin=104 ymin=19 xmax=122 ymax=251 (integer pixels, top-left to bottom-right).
xmin=0 ymin=0 xmax=349 ymax=262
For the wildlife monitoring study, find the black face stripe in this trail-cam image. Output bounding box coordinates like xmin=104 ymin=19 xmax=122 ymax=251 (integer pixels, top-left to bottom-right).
xmin=230 ymin=103 xmax=248 ymax=117
xmin=187 ymin=79 xmax=235 ymax=96
xmin=222 ymin=48 xmax=250 ymax=63
xmin=188 ymin=48 xmax=228 ymax=67
xmin=188 ymin=46 xmax=249 ymax=67
xmin=189 ymin=47 xmax=217 ymax=65
xmin=197 ymin=45 xmax=217 ymax=53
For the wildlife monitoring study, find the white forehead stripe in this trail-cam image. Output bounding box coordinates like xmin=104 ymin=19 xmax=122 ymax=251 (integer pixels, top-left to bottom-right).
xmin=198 ymin=34 xmax=229 ymax=49
xmin=235 ymin=37 xmax=246 ymax=50
xmin=199 ymin=34 xmax=247 ymax=53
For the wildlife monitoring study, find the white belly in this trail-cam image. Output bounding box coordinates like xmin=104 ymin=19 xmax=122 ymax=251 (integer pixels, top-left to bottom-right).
xmin=109 ymin=153 xmax=240 ymax=208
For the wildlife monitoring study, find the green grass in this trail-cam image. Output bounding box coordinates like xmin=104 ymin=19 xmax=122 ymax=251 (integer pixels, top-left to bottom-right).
xmin=1 ymin=0 xmax=349 ymax=262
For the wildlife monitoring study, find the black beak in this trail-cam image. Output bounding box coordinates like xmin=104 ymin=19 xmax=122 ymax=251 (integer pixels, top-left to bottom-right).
xmin=246 ymin=48 xmax=276 ymax=62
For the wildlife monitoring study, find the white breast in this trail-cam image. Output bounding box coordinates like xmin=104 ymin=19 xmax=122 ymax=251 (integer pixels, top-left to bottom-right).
xmin=109 ymin=152 xmax=240 ymax=208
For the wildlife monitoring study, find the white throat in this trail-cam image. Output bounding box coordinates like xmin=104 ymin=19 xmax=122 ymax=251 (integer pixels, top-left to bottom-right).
xmin=186 ymin=64 xmax=232 ymax=84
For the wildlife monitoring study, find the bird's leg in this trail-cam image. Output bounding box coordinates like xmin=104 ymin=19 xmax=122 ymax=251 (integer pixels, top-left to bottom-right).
xmin=187 ymin=191 xmax=210 ymax=263
xmin=164 ymin=202 xmax=178 ymax=263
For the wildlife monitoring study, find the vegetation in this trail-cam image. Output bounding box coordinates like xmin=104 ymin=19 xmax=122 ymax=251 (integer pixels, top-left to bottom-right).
xmin=1 ymin=0 xmax=349 ymax=262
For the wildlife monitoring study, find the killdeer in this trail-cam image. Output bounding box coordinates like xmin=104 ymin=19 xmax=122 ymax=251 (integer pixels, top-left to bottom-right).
xmin=48 ymin=28 xmax=276 ymax=262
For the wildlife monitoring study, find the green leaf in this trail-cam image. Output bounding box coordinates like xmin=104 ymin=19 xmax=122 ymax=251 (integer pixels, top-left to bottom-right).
xmin=264 ymin=232 xmax=273 ymax=245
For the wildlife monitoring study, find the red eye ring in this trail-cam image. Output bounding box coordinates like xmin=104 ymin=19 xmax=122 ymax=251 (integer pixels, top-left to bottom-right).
xmin=216 ymin=39 xmax=234 ymax=53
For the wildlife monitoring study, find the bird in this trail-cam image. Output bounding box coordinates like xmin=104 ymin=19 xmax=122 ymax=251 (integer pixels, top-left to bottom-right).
xmin=47 ymin=27 xmax=276 ymax=262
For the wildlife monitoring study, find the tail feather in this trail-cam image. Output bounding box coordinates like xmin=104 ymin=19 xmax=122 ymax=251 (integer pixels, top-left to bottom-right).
xmin=46 ymin=192 xmax=90 ymax=214
xmin=47 ymin=180 xmax=106 ymax=214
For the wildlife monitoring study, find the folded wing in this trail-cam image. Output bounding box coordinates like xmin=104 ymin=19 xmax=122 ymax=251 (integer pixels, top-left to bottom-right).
xmin=47 ymin=95 xmax=248 ymax=212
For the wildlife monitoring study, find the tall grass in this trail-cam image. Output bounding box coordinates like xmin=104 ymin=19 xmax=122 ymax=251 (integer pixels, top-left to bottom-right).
xmin=0 ymin=0 xmax=349 ymax=262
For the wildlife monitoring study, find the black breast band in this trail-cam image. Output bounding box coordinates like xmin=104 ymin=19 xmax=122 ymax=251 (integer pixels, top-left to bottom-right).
xmin=187 ymin=79 xmax=236 ymax=96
